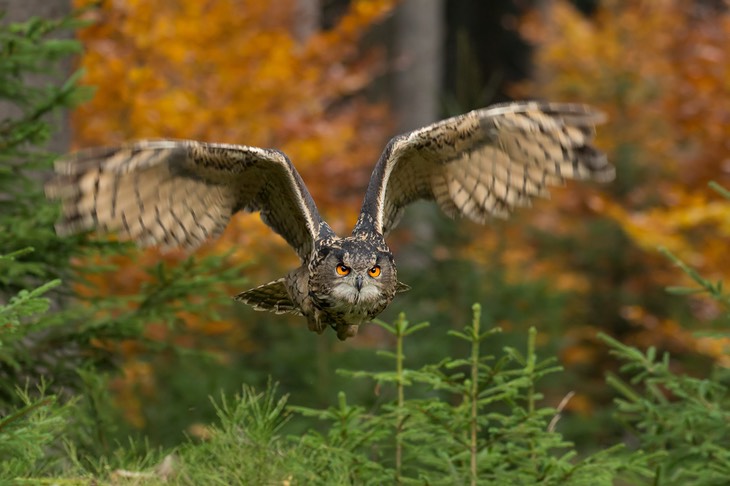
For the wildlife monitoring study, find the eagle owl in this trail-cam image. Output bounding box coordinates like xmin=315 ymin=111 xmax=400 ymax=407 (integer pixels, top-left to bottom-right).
xmin=45 ymin=102 xmax=614 ymax=340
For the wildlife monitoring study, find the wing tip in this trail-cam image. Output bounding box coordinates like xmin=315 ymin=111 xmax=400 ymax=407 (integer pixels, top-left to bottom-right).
xmin=480 ymin=100 xmax=607 ymax=125
xmin=544 ymin=102 xmax=608 ymax=125
xmin=44 ymin=180 xmax=62 ymax=199
xmin=577 ymin=148 xmax=615 ymax=183
xmin=54 ymin=220 xmax=89 ymax=238
xmin=592 ymin=164 xmax=616 ymax=183
xmin=44 ymin=177 xmax=79 ymax=200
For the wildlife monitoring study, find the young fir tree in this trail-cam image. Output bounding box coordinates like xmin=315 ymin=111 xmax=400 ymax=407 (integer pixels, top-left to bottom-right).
xmin=0 ymin=12 xmax=249 ymax=478
xmin=0 ymin=12 xmax=89 ymax=479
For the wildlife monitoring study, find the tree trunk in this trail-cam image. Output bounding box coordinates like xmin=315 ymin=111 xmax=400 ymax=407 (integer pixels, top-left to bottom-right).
xmin=388 ymin=0 xmax=445 ymax=286
xmin=392 ymin=0 xmax=444 ymax=132
xmin=293 ymin=0 xmax=320 ymax=42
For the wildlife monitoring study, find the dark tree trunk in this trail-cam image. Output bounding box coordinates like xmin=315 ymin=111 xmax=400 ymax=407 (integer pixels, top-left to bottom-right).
xmin=392 ymin=0 xmax=444 ymax=132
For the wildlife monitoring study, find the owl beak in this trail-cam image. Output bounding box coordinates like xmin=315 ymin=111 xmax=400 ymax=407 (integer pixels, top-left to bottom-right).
xmin=355 ymin=275 xmax=363 ymax=291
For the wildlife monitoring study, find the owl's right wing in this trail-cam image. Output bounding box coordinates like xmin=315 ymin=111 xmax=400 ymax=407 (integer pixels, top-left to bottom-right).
xmin=355 ymin=102 xmax=614 ymax=237
xmin=45 ymin=140 xmax=323 ymax=260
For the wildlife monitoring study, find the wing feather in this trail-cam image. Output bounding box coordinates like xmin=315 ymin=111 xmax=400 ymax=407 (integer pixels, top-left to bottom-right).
xmin=355 ymin=101 xmax=613 ymax=236
xmin=46 ymin=140 xmax=323 ymax=259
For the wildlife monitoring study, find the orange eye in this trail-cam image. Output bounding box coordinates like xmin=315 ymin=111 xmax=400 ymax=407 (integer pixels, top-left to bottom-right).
xmin=336 ymin=264 xmax=350 ymax=276
xmin=368 ymin=265 xmax=381 ymax=278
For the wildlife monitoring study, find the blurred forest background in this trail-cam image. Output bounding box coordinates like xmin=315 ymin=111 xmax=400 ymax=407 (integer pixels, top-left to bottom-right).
xmin=2 ymin=0 xmax=729 ymax=478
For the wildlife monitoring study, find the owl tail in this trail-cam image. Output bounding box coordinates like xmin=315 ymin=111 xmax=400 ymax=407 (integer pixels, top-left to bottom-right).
xmin=234 ymin=278 xmax=302 ymax=315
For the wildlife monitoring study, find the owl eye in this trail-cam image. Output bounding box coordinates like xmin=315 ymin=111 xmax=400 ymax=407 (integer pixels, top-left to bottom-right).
xmin=336 ymin=264 xmax=351 ymax=276
xmin=368 ymin=265 xmax=382 ymax=278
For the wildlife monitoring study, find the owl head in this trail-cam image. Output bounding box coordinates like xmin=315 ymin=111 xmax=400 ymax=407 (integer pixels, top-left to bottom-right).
xmin=309 ymin=237 xmax=397 ymax=312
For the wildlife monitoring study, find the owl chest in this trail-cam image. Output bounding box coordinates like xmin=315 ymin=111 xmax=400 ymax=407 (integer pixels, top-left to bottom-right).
xmin=325 ymin=305 xmax=370 ymax=325
xmin=308 ymin=288 xmax=373 ymax=315
xmin=308 ymin=282 xmax=388 ymax=324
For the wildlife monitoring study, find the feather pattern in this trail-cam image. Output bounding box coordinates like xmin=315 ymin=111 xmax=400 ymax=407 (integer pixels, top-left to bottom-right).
xmin=355 ymin=101 xmax=613 ymax=236
xmin=45 ymin=140 xmax=324 ymax=259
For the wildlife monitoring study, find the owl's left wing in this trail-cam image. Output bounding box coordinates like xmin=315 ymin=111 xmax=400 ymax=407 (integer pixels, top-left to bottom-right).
xmin=45 ymin=140 xmax=323 ymax=260
xmin=355 ymin=101 xmax=614 ymax=236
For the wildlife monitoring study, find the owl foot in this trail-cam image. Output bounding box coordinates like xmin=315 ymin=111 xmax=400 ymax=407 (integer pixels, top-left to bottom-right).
xmin=307 ymin=314 xmax=327 ymax=334
xmin=308 ymin=321 xmax=326 ymax=334
xmin=336 ymin=323 xmax=359 ymax=341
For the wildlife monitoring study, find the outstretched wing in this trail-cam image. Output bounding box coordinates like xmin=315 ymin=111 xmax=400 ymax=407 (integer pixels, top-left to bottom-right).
xmin=355 ymin=102 xmax=614 ymax=236
xmin=45 ymin=140 xmax=322 ymax=260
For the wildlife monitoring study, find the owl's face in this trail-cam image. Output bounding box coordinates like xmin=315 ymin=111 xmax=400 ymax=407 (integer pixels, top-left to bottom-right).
xmin=309 ymin=238 xmax=397 ymax=312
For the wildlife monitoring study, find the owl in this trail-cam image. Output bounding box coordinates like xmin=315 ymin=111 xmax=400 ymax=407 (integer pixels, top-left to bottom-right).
xmin=45 ymin=102 xmax=614 ymax=340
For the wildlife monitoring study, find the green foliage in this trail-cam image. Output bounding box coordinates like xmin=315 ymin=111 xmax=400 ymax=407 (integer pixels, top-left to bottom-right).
xmin=0 ymin=251 xmax=59 ymax=338
xmin=0 ymin=14 xmax=87 ymax=482
xmin=0 ymin=14 xmax=94 ymax=292
xmin=0 ymin=11 xmax=249 ymax=482
xmin=0 ymin=385 xmax=70 ymax=481
xmin=287 ymin=307 xmax=649 ymax=485
xmin=89 ymin=308 xmax=650 ymax=485
xmin=166 ymin=289 xmax=726 ymax=486
xmin=0 ymin=15 xmax=89 ymax=153
xmin=0 ymin=265 xmax=71 ymax=481
xmin=604 ymin=334 xmax=730 ymax=485
xmin=175 ymin=383 xmax=292 ymax=485
xmin=4 ymin=252 xmax=729 ymax=484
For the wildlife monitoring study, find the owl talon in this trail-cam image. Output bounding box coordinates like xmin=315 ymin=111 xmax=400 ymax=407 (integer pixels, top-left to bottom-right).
xmin=307 ymin=316 xmax=327 ymax=334
xmin=336 ymin=324 xmax=359 ymax=341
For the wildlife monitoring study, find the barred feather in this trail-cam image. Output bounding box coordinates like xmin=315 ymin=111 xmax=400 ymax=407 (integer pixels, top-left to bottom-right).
xmin=45 ymin=140 xmax=322 ymax=258
xmin=235 ymin=278 xmax=302 ymax=315
xmin=356 ymin=101 xmax=613 ymax=235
